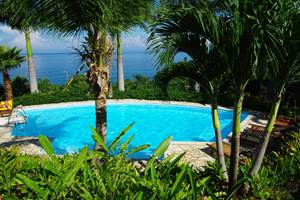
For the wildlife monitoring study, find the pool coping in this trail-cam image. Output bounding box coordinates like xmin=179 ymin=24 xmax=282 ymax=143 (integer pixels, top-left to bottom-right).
xmin=21 ymin=99 xmax=224 ymax=110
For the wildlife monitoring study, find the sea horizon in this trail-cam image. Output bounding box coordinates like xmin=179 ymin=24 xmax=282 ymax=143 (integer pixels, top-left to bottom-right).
xmin=1 ymin=51 xmax=186 ymax=85
xmin=2 ymin=51 xmax=159 ymax=85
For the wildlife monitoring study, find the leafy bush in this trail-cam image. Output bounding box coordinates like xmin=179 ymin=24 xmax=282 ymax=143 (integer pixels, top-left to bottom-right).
xmin=38 ymin=79 xmax=60 ymax=93
xmin=10 ymin=74 xmax=299 ymax=117
xmin=12 ymin=76 xmax=30 ymax=97
xmin=244 ymin=130 xmax=300 ymax=200
xmin=0 ymin=125 xmax=212 ymax=199
xmin=14 ymin=75 xmax=201 ymax=106
xmin=14 ymin=76 xmax=95 ymax=106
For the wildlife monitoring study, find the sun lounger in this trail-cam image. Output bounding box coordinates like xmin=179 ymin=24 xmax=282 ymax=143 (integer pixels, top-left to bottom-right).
xmin=0 ymin=101 xmax=27 ymax=127
xmin=241 ymin=128 xmax=265 ymax=143
xmin=0 ymin=100 xmax=13 ymax=117
xmin=207 ymin=142 xmax=255 ymax=164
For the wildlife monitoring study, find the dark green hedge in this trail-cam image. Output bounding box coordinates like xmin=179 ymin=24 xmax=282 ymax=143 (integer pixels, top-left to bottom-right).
xmin=4 ymin=74 xmax=297 ymax=117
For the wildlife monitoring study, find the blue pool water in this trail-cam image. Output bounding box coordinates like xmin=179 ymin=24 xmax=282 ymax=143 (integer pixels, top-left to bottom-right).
xmin=12 ymin=103 xmax=248 ymax=158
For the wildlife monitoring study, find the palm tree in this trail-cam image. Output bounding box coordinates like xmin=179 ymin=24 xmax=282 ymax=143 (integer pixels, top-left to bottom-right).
xmin=249 ymin=2 xmax=300 ymax=175
xmin=150 ymin=0 xmax=288 ymax=194
xmin=24 ymin=30 xmax=39 ymax=93
xmin=0 ymin=46 xmax=25 ymax=100
xmin=148 ymin=2 xmax=229 ymax=180
xmin=18 ymin=0 xmax=152 ymax=146
xmin=216 ymin=0 xmax=287 ymax=190
xmin=1 ymin=0 xmax=39 ymax=93
xmin=156 ymin=61 xmax=229 ymax=180
xmin=116 ymin=31 xmax=125 ymax=91
xmin=114 ymin=0 xmax=152 ymax=92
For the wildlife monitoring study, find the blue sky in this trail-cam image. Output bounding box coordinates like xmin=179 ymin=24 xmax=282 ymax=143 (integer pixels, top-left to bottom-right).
xmin=0 ymin=25 xmax=149 ymax=53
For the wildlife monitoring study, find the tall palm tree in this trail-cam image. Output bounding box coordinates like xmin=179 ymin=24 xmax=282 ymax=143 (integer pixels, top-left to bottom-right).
xmin=148 ymin=1 xmax=229 ymax=180
xmin=249 ymin=2 xmax=300 ymax=175
xmin=18 ymin=0 xmax=152 ymax=146
xmin=116 ymin=31 xmax=124 ymax=91
xmin=114 ymin=0 xmax=152 ymax=92
xmin=0 ymin=46 xmax=25 ymax=100
xmin=1 ymin=0 xmax=39 ymax=93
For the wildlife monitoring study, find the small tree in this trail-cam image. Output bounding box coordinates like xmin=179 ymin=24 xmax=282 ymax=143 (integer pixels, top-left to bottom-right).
xmin=215 ymin=1 xmax=288 ymax=191
xmin=0 ymin=46 xmax=25 ymax=100
xmin=149 ymin=2 xmax=229 ymax=180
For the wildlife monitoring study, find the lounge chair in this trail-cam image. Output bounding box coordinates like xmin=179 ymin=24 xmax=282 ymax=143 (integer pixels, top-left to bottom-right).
xmin=240 ymin=125 xmax=283 ymax=154
xmin=207 ymin=141 xmax=255 ymax=164
xmin=241 ymin=127 xmax=265 ymax=142
xmin=0 ymin=100 xmax=13 ymax=117
xmin=0 ymin=100 xmax=27 ymax=127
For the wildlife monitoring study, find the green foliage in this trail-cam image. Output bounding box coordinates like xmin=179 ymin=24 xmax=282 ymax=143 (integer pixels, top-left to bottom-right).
xmin=38 ymin=79 xmax=60 ymax=93
xmin=11 ymin=76 xmax=30 ymax=97
xmin=0 ymin=125 xmax=212 ymax=199
xmin=11 ymin=74 xmax=299 ymax=116
xmin=14 ymin=75 xmax=95 ymax=106
xmin=13 ymin=75 xmax=201 ymax=105
xmin=0 ymin=104 xmax=298 ymax=199
xmin=0 ymin=45 xmax=25 ymax=71
xmin=243 ymin=130 xmax=300 ymax=200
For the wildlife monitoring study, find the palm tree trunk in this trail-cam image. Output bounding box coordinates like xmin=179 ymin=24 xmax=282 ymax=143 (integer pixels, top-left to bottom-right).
xmin=229 ymin=94 xmax=244 ymax=193
xmin=248 ymin=94 xmax=282 ymax=175
xmin=94 ymin=31 xmax=110 ymax=150
xmin=25 ymin=30 xmax=39 ymax=93
xmin=108 ymin=82 xmax=113 ymax=98
xmin=2 ymin=69 xmax=13 ymax=100
xmin=212 ymin=101 xmax=228 ymax=181
xmin=95 ymin=85 xmax=107 ymax=144
xmin=117 ymin=31 xmax=125 ymax=92
xmin=94 ymin=68 xmax=109 ymax=150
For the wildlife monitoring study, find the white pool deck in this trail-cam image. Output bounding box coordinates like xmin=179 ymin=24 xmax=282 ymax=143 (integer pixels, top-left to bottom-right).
xmin=0 ymin=99 xmax=266 ymax=169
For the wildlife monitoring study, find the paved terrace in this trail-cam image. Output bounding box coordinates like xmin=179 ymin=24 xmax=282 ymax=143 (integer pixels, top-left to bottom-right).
xmin=0 ymin=100 xmax=265 ymax=169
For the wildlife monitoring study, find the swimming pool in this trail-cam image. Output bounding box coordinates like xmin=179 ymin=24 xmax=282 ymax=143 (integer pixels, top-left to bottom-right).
xmin=12 ymin=102 xmax=248 ymax=158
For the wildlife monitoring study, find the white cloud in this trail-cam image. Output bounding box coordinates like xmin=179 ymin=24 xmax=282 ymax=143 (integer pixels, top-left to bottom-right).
xmin=121 ymin=29 xmax=148 ymax=51
xmin=0 ymin=25 xmax=18 ymax=34
xmin=0 ymin=25 xmax=77 ymax=52
xmin=122 ymin=35 xmax=147 ymax=49
xmin=0 ymin=24 xmax=148 ymax=52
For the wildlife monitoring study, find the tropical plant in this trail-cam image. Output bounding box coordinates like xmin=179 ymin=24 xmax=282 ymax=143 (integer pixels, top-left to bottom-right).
xmin=0 ymin=125 xmax=195 ymax=199
xmin=155 ymin=59 xmax=230 ymax=179
xmin=15 ymin=0 xmax=152 ymax=146
xmin=249 ymin=1 xmax=300 ymax=175
xmin=11 ymin=76 xmax=30 ymax=96
xmin=0 ymin=121 xmax=251 ymax=199
xmin=0 ymin=45 xmax=25 ymax=100
xmin=113 ymin=0 xmax=152 ymax=92
xmin=150 ymin=1 xmax=290 ymax=197
xmin=148 ymin=0 xmax=229 ymax=181
xmin=0 ymin=0 xmax=40 ymax=93
xmin=214 ymin=1 xmax=288 ymax=191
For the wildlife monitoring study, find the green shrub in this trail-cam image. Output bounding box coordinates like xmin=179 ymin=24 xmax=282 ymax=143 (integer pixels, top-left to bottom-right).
xmin=0 ymin=125 xmax=212 ymax=199
xmin=14 ymin=75 xmax=95 ymax=106
xmin=38 ymin=79 xmax=60 ymax=93
xmin=11 ymin=74 xmax=299 ymax=117
xmin=12 ymin=76 xmax=30 ymax=97
xmin=245 ymin=130 xmax=300 ymax=200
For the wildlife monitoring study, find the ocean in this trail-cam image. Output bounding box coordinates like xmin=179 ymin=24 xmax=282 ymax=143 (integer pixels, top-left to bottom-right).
xmin=4 ymin=51 xmax=163 ymax=85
